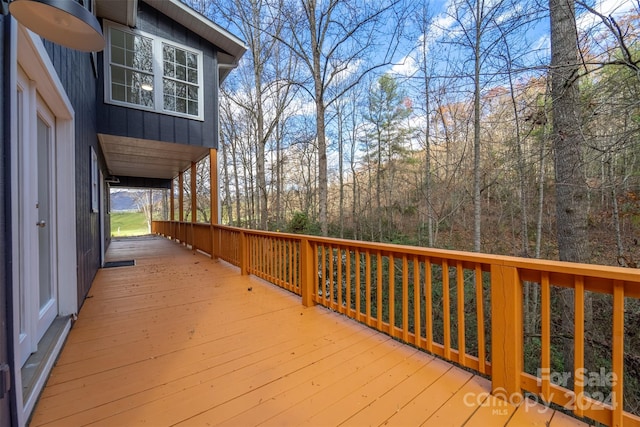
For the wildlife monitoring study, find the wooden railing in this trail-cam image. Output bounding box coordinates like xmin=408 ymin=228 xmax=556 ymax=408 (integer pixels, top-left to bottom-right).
xmin=152 ymin=220 xmax=640 ymax=427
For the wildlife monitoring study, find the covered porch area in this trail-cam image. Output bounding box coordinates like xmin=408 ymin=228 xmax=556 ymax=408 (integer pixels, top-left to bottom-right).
xmin=30 ymin=237 xmax=585 ymax=426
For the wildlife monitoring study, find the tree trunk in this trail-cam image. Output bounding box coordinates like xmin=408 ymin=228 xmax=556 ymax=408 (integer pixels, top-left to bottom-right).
xmin=609 ymin=155 xmax=624 ymax=259
xmin=337 ymin=102 xmax=345 ymax=238
xmin=221 ymin=137 xmax=233 ymax=224
xmin=473 ymin=0 xmax=482 ymax=252
xmin=275 ymin=124 xmax=282 ymax=228
xmin=251 ymin=4 xmax=268 ymax=231
xmin=549 ymin=0 xmax=590 ymax=382
xmin=307 ymin=2 xmax=329 ymax=236
xmin=550 ymin=0 xmax=589 ymax=263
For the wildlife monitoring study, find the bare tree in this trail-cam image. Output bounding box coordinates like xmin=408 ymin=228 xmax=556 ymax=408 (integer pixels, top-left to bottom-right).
xmin=276 ymin=0 xmax=408 ymax=235
xmin=444 ymin=0 xmax=540 ymax=251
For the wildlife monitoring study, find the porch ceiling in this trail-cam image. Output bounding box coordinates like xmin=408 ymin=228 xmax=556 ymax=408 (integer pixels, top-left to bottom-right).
xmin=98 ymin=134 xmax=209 ymax=180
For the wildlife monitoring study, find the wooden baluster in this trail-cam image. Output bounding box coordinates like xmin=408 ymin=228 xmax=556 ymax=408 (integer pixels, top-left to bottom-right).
xmin=402 ymin=255 xmax=409 ymax=343
xmin=574 ymin=276 xmax=585 ymax=418
xmin=540 ymin=272 xmax=551 ymax=401
xmin=389 ymin=255 xmax=395 ymax=337
xmin=425 ymin=258 xmax=433 ymax=353
xmin=337 ymin=247 xmax=343 ymax=313
xmin=413 ymin=256 xmax=421 ymax=348
xmin=377 ymin=252 xmax=383 ymax=331
xmin=475 ymin=264 xmax=486 ymax=374
xmin=355 ymin=249 xmax=361 ymax=322
xmin=456 ymin=261 xmax=466 ymax=367
xmin=612 ymin=280 xmax=624 ymax=427
xmin=443 ymin=259 xmax=451 ymax=360
xmin=366 ymin=250 xmax=371 ymax=326
xmin=346 ymin=248 xmax=352 ymax=317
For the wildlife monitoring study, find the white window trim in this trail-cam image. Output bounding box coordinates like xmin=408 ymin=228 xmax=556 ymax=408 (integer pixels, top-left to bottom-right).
xmin=103 ymin=20 xmax=205 ymax=121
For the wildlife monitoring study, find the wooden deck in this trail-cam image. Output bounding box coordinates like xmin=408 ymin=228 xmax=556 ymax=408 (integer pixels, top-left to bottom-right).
xmin=31 ymin=236 xmax=589 ymax=426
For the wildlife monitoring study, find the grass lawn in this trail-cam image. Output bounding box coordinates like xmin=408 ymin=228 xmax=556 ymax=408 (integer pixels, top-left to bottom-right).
xmin=111 ymin=212 xmax=150 ymax=237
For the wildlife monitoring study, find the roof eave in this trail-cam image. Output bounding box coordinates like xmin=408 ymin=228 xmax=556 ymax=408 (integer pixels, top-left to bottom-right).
xmin=142 ymin=0 xmax=247 ymax=73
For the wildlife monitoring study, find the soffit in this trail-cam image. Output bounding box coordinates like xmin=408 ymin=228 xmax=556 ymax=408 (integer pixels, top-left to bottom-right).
xmin=98 ymin=134 xmax=209 ymax=180
xmin=95 ymin=0 xmax=137 ymax=27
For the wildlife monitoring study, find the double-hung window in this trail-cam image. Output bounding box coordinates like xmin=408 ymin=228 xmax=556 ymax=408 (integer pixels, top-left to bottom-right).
xmin=105 ymin=22 xmax=204 ymax=120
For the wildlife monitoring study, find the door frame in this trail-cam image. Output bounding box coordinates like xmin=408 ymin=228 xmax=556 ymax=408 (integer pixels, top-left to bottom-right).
xmin=34 ymin=99 xmax=59 ymax=343
xmin=11 ymin=22 xmax=78 ymax=424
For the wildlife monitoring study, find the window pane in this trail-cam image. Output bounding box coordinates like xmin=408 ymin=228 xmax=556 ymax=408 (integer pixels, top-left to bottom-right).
xmin=163 ymin=79 xmax=175 ymax=95
xmin=164 ymin=96 xmax=175 ymax=111
xmin=135 ymin=37 xmax=153 ymax=72
xmin=188 ymin=85 xmax=198 ymax=101
xmin=176 ymin=98 xmax=186 ymax=113
xmin=175 ymin=49 xmax=186 ymax=65
xmin=141 ymin=74 xmax=154 ymax=92
xmin=112 ymin=83 xmax=126 ymax=102
xmin=125 ymin=50 xmax=134 ymax=68
xmin=124 ymin=31 xmax=135 ymax=50
xmin=163 ymin=44 xmax=175 ymax=61
xmin=127 ymin=85 xmax=138 ymax=104
xmin=176 ymin=82 xmax=186 ymax=98
xmin=133 ymin=49 xmax=151 ymax=71
xmin=164 ymin=61 xmax=175 ymax=78
xmin=176 ymin=65 xmax=186 ymax=81
xmin=111 ymin=28 xmax=124 ymax=48
xmin=111 ymin=66 xmax=125 ymax=84
xmin=187 ymin=52 xmax=197 ymax=69
xmin=187 ymin=69 xmax=197 ymax=84
xmin=140 ymin=87 xmax=154 ymax=107
xmin=188 ymin=101 xmax=198 ymax=116
xmin=112 ymin=46 xmax=125 ymax=66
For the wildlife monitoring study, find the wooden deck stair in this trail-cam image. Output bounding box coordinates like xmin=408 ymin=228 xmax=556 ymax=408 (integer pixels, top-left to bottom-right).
xmin=31 ymin=236 xmax=589 ymax=426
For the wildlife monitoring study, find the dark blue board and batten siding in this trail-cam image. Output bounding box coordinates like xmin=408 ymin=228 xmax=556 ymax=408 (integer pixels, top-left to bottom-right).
xmin=97 ymin=1 xmax=219 ymax=150
xmin=1 ymin=14 xmax=17 ymax=427
xmin=42 ymin=41 xmax=103 ymax=310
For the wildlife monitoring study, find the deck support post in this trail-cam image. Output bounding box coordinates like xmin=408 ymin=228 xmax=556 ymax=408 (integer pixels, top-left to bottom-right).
xmin=490 ymin=264 xmax=523 ymax=401
xmin=169 ymin=179 xmax=175 ymax=239
xmin=191 ymin=161 xmax=197 ymax=253
xmin=300 ymin=238 xmax=316 ymax=307
xmin=170 ymin=178 xmax=175 ymax=222
xmin=210 ymin=149 xmax=218 ymax=259
xmin=239 ymin=231 xmax=248 ymax=275
xmin=178 ymin=171 xmax=184 ymax=243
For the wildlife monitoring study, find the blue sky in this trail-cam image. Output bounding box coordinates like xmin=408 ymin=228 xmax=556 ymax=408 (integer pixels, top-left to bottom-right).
xmin=390 ymin=0 xmax=637 ymax=79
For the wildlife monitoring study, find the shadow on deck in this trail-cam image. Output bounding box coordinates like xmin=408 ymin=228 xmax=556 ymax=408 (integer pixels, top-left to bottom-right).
xmin=31 ymin=236 xmax=588 ymax=426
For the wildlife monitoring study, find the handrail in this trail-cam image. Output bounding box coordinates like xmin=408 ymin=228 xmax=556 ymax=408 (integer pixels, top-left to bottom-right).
xmin=152 ymin=220 xmax=640 ymax=426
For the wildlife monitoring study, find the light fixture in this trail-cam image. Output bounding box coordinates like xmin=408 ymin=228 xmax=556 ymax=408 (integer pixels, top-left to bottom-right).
xmin=9 ymin=0 xmax=105 ymax=52
xmin=141 ymin=82 xmax=153 ymax=92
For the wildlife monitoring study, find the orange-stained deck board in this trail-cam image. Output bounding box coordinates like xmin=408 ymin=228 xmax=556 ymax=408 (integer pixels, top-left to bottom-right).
xmin=30 ymin=236 xmax=590 ymax=427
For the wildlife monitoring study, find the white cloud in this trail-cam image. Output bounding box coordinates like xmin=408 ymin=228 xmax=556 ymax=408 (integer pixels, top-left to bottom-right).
xmin=596 ymin=0 xmax=636 ymax=15
xmin=391 ymin=54 xmax=419 ymax=77
xmin=577 ymin=0 xmax=637 ymax=31
xmin=391 ymin=12 xmax=453 ymax=78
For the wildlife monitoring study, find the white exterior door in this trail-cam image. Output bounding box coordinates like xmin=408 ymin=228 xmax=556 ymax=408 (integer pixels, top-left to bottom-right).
xmin=15 ymin=68 xmax=59 ymax=366
xmin=36 ymin=102 xmax=58 ymax=342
